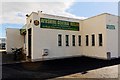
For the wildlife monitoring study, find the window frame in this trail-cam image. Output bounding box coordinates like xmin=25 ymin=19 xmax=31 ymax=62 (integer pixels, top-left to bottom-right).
xmin=66 ymin=35 xmax=69 ymax=46
xmin=58 ymin=34 xmax=62 ymax=46
xmin=86 ymin=35 xmax=89 ymax=46
xmin=72 ymin=35 xmax=75 ymax=46
xmin=78 ymin=35 xmax=81 ymax=46
xmin=98 ymin=34 xmax=103 ymax=46
xmin=92 ymin=34 xmax=95 ymax=46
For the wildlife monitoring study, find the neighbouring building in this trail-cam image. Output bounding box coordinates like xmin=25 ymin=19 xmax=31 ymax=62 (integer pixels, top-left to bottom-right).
xmin=6 ymin=11 xmax=118 ymax=60
xmin=0 ymin=38 xmax=6 ymax=49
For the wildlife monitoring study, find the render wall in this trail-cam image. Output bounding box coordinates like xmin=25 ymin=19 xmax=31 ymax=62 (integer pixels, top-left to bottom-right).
xmin=82 ymin=14 xmax=107 ymax=58
xmin=25 ymin=12 xmax=118 ymax=60
xmin=118 ymin=17 xmax=120 ymax=57
xmin=32 ymin=27 xmax=83 ymax=60
xmin=26 ymin=12 xmax=82 ymax=60
xmin=106 ymin=15 xmax=118 ymax=58
xmin=6 ymin=28 xmax=24 ymax=53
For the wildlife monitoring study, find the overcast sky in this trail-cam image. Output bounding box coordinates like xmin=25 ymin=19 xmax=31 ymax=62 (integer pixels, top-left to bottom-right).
xmin=0 ymin=0 xmax=119 ymax=38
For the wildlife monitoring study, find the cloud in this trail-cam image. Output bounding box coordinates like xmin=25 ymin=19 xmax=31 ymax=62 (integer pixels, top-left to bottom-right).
xmin=1 ymin=1 xmax=86 ymax=24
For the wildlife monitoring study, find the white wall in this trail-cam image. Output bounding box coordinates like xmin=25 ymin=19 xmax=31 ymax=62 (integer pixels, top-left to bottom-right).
xmin=81 ymin=14 xmax=107 ymax=58
xmin=118 ymin=17 xmax=120 ymax=57
xmin=106 ymin=14 xmax=118 ymax=58
xmin=32 ymin=27 xmax=82 ymax=59
xmin=6 ymin=28 xmax=24 ymax=53
xmin=25 ymin=12 xmax=82 ymax=60
xmin=24 ymin=12 xmax=118 ymax=60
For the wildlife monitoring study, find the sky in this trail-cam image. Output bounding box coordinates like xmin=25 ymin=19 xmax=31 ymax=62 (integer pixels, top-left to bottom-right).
xmin=0 ymin=0 xmax=119 ymax=38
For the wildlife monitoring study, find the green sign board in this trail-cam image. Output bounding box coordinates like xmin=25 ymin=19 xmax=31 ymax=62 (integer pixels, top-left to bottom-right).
xmin=40 ymin=18 xmax=79 ymax=31
xmin=106 ymin=25 xmax=115 ymax=30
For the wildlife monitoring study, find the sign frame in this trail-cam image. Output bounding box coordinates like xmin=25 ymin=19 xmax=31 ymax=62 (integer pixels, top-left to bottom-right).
xmin=40 ymin=18 xmax=79 ymax=31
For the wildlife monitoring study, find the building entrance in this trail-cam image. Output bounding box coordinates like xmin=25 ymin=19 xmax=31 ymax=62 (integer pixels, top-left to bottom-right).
xmin=28 ymin=28 xmax=32 ymax=59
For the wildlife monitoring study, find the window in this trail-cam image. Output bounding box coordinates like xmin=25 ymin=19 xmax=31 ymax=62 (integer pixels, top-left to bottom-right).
xmin=78 ymin=35 xmax=81 ymax=46
xmin=58 ymin=34 xmax=62 ymax=46
xmin=99 ymin=34 xmax=102 ymax=46
xmin=86 ymin=35 xmax=89 ymax=46
xmin=66 ymin=35 xmax=69 ymax=46
xmin=92 ymin=34 xmax=95 ymax=46
xmin=72 ymin=35 xmax=75 ymax=46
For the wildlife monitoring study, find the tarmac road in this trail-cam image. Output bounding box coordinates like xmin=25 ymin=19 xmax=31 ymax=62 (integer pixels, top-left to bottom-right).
xmin=1 ymin=55 xmax=120 ymax=79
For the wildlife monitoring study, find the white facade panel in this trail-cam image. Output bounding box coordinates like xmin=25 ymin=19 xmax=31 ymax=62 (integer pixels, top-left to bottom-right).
xmin=82 ymin=14 xmax=107 ymax=58
xmin=6 ymin=28 xmax=24 ymax=53
xmin=106 ymin=15 xmax=118 ymax=58
xmin=6 ymin=12 xmax=118 ymax=60
xmin=32 ymin=27 xmax=82 ymax=59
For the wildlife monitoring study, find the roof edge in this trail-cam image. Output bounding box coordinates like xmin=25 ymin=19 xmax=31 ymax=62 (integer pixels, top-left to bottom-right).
xmin=82 ymin=13 xmax=118 ymax=21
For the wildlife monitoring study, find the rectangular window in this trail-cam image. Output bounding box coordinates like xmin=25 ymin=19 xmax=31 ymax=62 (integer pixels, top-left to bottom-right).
xmin=72 ymin=35 xmax=75 ymax=46
xmin=58 ymin=34 xmax=62 ymax=46
xmin=92 ymin=34 xmax=95 ymax=46
xmin=78 ymin=35 xmax=81 ymax=46
xmin=86 ymin=35 xmax=89 ymax=46
xmin=66 ymin=35 xmax=69 ymax=46
xmin=99 ymin=34 xmax=102 ymax=46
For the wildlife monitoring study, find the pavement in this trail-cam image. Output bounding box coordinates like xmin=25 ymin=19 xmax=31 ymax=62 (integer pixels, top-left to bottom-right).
xmin=57 ymin=65 xmax=118 ymax=78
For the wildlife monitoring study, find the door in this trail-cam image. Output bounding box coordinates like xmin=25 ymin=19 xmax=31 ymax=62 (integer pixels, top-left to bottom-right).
xmin=28 ymin=28 xmax=31 ymax=58
xmin=107 ymin=52 xmax=111 ymax=59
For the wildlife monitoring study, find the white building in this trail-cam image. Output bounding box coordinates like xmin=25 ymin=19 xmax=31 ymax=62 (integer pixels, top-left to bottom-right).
xmin=6 ymin=11 xmax=118 ymax=60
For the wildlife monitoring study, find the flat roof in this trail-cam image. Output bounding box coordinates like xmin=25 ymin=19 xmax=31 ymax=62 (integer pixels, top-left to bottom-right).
xmin=27 ymin=11 xmax=118 ymax=21
xmin=83 ymin=13 xmax=118 ymax=21
xmin=27 ymin=11 xmax=80 ymax=21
